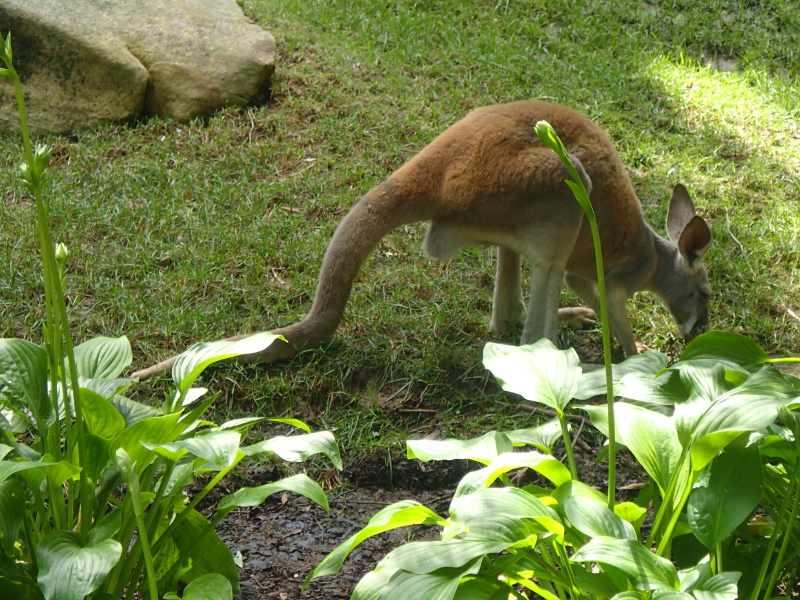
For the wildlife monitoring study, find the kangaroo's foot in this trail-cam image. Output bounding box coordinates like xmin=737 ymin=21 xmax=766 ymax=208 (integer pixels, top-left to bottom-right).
xmin=558 ymin=306 xmax=596 ymax=329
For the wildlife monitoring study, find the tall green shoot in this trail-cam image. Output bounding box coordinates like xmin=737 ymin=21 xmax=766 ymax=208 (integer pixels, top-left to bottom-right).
xmin=534 ymin=121 xmax=617 ymax=509
xmin=0 ymin=32 xmax=94 ymax=539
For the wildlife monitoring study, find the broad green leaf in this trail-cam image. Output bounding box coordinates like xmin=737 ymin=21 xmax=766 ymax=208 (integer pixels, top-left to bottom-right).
xmin=162 ymin=461 xmax=196 ymax=497
xmin=172 ymin=332 xmax=280 ymax=393
xmin=0 ymin=457 xmax=59 ymax=486
xmin=242 ymin=430 xmax=341 ymax=469
xmin=687 ymin=435 xmax=763 ymax=550
xmin=674 ymin=364 xmax=730 ymax=404
xmin=384 ymin=539 xmax=509 ymax=573
xmin=88 ymin=506 xmax=122 ymax=546
xmin=689 ymin=431 xmax=742 ymax=472
xmin=218 ymin=473 xmax=330 ymax=514
xmin=217 ymin=416 xmax=306 ymax=432
xmin=114 ymin=448 xmax=143 ymax=510
xmin=110 ymin=394 xmax=159 ymax=426
xmin=80 ymin=388 xmax=125 ymax=439
xmin=564 ymin=497 xmax=636 ymax=541
xmin=263 ymin=417 xmax=312 ymax=432
xmin=685 ymin=571 xmax=740 ymax=600
xmin=483 ymin=450 xmax=571 ymax=487
xmin=724 ymin=366 xmax=800 ymax=403
xmin=449 ymin=487 xmax=563 ymax=542
xmin=454 ymin=450 xmax=571 ymax=497
xmin=506 ymin=419 xmax=563 ymax=451
xmin=573 ymin=536 xmax=680 ymax=590
xmin=555 ymin=481 xmax=636 ymax=540
xmin=0 ymin=338 xmax=50 ymax=426
xmin=680 ymin=331 xmax=769 ymax=367
xmin=110 ymin=412 xmax=184 ymax=473
xmin=614 ymin=502 xmax=648 ymax=532
xmin=617 ymin=370 xmax=688 ymax=410
xmin=81 ymin=433 xmax=111 ymax=483
xmin=176 ymin=387 xmax=207 ymax=407
xmin=0 ymin=478 xmax=24 ymax=554
xmin=576 ymin=350 xmax=669 ymax=400
xmin=0 ymin=404 xmax=28 ymax=433
xmin=146 ymin=430 xmax=242 ymax=470
xmin=350 ymin=561 xmax=481 ymax=600
xmin=79 ymin=377 xmax=134 ymax=400
xmin=452 ymin=577 xmax=512 ymax=600
xmin=483 ymin=339 xmax=580 ymax=411
xmin=407 ymin=431 xmax=513 ymax=464
xmin=306 ymin=501 xmax=446 ymax=584
xmin=36 ymin=532 xmax=122 ymax=600
xmin=569 ymin=562 xmax=620 ymax=599
xmin=17 ymin=455 xmax=80 ymax=495
xmin=685 ymin=367 xmax=798 ymax=447
xmin=613 ymin=403 xmax=681 ymax=495
xmin=72 ymin=336 xmax=132 ymax=379
xmin=692 ymin=390 xmax=782 ymax=441
xmin=373 ymin=559 xmax=481 ymax=600
xmin=154 ymin=509 xmax=239 ymax=595
xmin=349 ymin=566 xmax=399 ymax=600
xmin=553 ymin=479 xmax=607 ymax=504
xmin=176 ymin=573 xmax=232 ymax=600
xmin=581 ymin=404 xmax=613 ymax=438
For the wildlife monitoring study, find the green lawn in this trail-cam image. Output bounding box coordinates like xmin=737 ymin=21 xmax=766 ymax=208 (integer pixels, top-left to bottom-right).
xmin=1 ymin=0 xmax=799 ymax=459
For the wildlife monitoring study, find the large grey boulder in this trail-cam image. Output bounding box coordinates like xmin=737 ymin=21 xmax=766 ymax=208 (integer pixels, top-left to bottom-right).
xmin=0 ymin=0 xmax=276 ymax=134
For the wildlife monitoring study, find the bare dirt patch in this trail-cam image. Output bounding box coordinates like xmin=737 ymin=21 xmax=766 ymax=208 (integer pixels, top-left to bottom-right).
xmin=211 ymin=437 xmax=648 ymax=600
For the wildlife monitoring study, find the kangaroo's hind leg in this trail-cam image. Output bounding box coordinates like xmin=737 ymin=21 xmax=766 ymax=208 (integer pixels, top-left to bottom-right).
xmin=520 ymin=258 xmax=570 ymax=345
xmin=490 ymin=247 xmax=526 ymax=336
xmin=565 ymin=273 xmax=639 ymax=356
xmin=520 ymin=222 xmax=584 ymax=345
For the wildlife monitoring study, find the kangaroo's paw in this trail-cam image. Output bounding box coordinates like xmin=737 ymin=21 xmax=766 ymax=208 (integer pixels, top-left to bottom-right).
xmin=558 ymin=306 xmax=596 ymax=329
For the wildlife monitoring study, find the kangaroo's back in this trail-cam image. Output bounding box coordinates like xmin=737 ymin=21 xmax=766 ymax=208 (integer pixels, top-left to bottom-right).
xmin=390 ymin=101 xmax=645 ymax=272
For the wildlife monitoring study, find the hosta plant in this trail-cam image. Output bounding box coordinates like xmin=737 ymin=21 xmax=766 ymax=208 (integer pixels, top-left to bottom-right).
xmin=0 ymin=34 xmax=341 ymax=600
xmin=308 ymin=333 xmax=800 ymax=600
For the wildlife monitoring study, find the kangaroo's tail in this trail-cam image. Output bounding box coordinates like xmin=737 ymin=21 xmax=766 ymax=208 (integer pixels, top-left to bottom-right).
xmin=130 ymin=179 xmax=426 ymax=380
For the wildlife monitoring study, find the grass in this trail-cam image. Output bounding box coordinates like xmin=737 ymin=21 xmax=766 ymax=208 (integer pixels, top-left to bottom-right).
xmin=1 ymin=0 xmax=799 ymax=463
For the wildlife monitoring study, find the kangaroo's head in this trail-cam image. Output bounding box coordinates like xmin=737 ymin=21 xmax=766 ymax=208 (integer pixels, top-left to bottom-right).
xmin=659 ymin=184 xmax=713 ymax=340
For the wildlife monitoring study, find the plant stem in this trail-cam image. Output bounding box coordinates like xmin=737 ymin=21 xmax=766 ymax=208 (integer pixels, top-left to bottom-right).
xmin=132 ymin=505 xmax=159 ymax=600
xmin=764 ymin=460 xmax=800 ymax=598
xmin=4 ymin=47 xmax=93 ymax=540
xmin=558 ymin=411 xmax=578 ymax=480
xmin=656 ymin=466 xmax=695 ymax=557
xmin=534 ymin=121 xmax=616 ymax=509
xmin=149 ymin=459 xmax=240 ymax=556
xmin=582 ymin=208 xmax=616 ymax=510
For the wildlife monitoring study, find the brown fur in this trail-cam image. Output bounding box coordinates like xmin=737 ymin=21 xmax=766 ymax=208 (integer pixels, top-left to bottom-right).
xmin=131 ymin=101 xmax=712 ymax=379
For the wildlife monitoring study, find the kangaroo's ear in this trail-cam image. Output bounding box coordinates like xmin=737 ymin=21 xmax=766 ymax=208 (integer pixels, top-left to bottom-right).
xmin=678 ymin=215 xmax=712 ymax=266
xmin=666 ymin=184 xmax=697 ymax=242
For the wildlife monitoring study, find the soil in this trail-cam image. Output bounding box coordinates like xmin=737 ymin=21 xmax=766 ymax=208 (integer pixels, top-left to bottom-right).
xmin=209 ymin=428 xmax=649 ymax=600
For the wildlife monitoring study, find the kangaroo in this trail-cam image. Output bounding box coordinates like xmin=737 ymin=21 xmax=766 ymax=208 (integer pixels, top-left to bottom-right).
xmin=131 ymin=100 xmax=712 ymax=379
